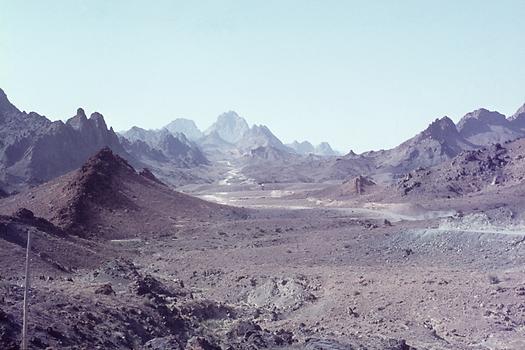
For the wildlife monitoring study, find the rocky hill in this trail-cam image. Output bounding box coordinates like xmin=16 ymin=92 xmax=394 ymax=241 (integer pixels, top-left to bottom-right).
xmin=0 ymin=148 xmax=242 ymax=239
xmin=396 ymin=138 xmax=525 ymax=199
xmin=370 ymin=116 xmax=477 ymax=174
xmin=322 ymin=106 xmax=525 ymax=184
xmin=457 ymin=108 xmax=522 ymax=146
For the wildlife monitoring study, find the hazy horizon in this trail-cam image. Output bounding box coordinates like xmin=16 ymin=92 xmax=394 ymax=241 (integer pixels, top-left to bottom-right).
xmin=2 ymin=0 xmax=524 ymax=152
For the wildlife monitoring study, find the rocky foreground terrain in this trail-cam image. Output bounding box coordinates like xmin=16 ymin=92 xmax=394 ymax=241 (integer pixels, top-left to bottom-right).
xmin=0 ymin=147 xmax=524 ymax=349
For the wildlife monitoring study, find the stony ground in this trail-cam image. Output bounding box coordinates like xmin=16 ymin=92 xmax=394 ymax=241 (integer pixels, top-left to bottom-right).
xmin=2 ymin=182 xmax=525 ymax=349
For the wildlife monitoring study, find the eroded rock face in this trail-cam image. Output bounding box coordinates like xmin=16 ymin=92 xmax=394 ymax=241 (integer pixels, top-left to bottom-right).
xmin=0 ymin=89 xmax=128 ymax=191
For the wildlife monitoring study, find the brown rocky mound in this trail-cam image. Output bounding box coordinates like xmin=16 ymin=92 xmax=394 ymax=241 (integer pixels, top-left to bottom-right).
xmin=53 ymin=147 xmax=138 ymax=234
xmin=0 ymin=148 xmax=245 ymax=239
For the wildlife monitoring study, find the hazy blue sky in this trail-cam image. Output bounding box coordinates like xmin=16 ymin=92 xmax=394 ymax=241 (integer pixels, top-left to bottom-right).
xmin=1 ymin=1 xmax=524 ymax=152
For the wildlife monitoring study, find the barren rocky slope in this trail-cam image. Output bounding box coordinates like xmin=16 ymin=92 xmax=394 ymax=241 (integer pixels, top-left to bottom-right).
xmin=397 ymin=138 xmax=525 ymax=200
xmin=0 ymin=148 xmax=240 ymax=239
xmin=0 ymin=151 xmax=426 ymax=350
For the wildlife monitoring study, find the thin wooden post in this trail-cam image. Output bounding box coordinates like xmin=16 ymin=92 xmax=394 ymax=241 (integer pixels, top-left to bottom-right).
xmin=21 ymin=229 xmax=31 ymax=350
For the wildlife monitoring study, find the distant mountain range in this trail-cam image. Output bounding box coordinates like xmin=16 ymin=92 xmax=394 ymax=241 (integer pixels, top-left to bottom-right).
xmin=238 ymin=104 xmax=525 ymax=184
xmin=119 ymin=109 xmax=341 ymax=162
xmin=287 ymin=140 xmax=340 ymax=156
xmin=1 ymin=86 xmax=525 ymax=193
xmin=361 ymin=106 xmax=525 ymax=176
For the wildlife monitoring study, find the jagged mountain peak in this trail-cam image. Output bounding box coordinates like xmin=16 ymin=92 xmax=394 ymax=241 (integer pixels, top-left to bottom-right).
xmin=509 ymin=102 xmax=525 ymax=123
xmin=76 ymin=107 xmax=87 ymax=118
xmin=250 ymin=124 xmax=272 ymax=134
xmin=457 ymin=108 xmax=508 ymax=131
xmin=507 ymin=103 xmax=525 ymax=131
xmin=164 ymin=118 xmax=203 ymax=141
xmin=0 ymin=88 xmax=20 ymax=114
xmin=456 ymin=107 xmax=521 ymax=146
xmin=217 ymin=110 xmax=242 ymax=121
xmin=315 ymin=142 xmax=339 ymax=156
xmin=293 ymin=140 xmax=314 ymax=146
xmin=287 ymin=140 xmax=338 ymax=156
xmin=66 ymin=109 xmax=111 ymax=133
xmin=236 ymin=124 xmax=289 ymax=153
xmin=66 ymin=108 xmax=89 ymax=130
xmin=158 ymin=127 xmax=190 ymax=142
xmin=288 ymin=140 xmax=315 ymax=155
xmin=419 ymin=116 xmax=459 ymax=141
xmin=205 ymin=111 xmax=250 ymax=143
xmin=89 ymin=112 xmax=108 ymax=130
